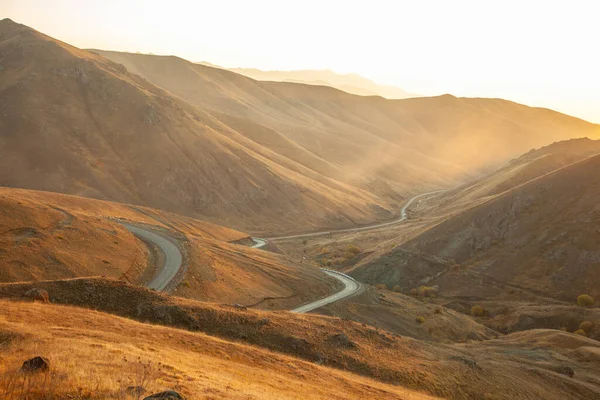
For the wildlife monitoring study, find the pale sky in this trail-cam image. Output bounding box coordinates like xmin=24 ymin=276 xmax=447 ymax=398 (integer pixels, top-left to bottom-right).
xmin=2 ymin=0 xmax=599 ymax=123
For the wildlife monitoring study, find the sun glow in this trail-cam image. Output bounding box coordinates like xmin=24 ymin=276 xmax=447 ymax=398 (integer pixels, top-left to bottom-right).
xmin=2 ymin=0 xmax=599 ymax=122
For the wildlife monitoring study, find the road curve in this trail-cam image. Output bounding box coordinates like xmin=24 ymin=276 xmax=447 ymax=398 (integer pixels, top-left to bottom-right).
xmin=291 ymin=270 xmax=361 ymax=313
xmin=251 ymin=237 xmax=267 ymax=248
xmin=122 ymin=223 xmax=183 ymax=292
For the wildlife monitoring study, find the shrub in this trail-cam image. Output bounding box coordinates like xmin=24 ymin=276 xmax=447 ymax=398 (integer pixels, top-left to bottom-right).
xmin=392 ymin=285 xmax=402 ymax=293
xmin=577 ymin=294 xmax=594 ymax=307
xmin=321 ymin=259 xmax=332 ymax=267
xmin=471 ymin=305 xmax=484 ymax=317
xmin=347 ymin=245 xmax=361 ymax=256
xmin=434 ymin=307 xmax=443 ymax=314
xmin=418 ymin=286 xmax=438 ymax=297
xmin=573 ymin=329 xmax=587 ymax=336
xmin=416 ymin=316 xmax=425 ymax=324
xmin=579 ymin=321 xmax=594 ymax=333
xmin=409 ymin=288 xmax=418 ymax=296
xmin=331 ymin=257 xmax=345 ymax=265
xmin=375 ymin=284 xmax=387 ymax=291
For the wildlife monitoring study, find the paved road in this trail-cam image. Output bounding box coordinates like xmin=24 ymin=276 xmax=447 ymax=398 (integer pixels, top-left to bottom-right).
xmin=122 ymin=223 xmax=183 ymax=292
xmin=249 ymin=190 xmax=443 ymax=312
xmin=119 ymin=190 xmax=440 ymax=305
xmin=252 ymin=190 xmax=444 ymax=247
xmin=291 ymin=270 xmax=362 ymax=313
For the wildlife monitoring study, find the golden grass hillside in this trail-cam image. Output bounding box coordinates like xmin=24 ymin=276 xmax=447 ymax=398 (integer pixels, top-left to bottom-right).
xmin=0 ymin=187 xmax=335 ymax=307
xmin=2 ymin=289 xmax=600 ymax=399
xmin=0 ymin=187 xmax=148 ymax=283
xmin=0 ymin=300 xmax=436 ymax=400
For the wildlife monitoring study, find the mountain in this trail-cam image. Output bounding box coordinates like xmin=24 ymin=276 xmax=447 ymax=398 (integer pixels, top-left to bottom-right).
xmin=351 ymin=151 xmax=600 ymax=303
xmin=0 ymin=19 xmax=400 ymax=234
xmin=93 ymin=49 xmax=600 ymax=181
xmin=2 ymin=19 xmax=599 ymax=235
xmin=218 ymin=66 xmax=417 ymax=98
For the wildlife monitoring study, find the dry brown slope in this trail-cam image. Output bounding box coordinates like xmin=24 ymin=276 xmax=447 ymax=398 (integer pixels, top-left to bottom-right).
xmin=352 ymin=153 xmax=600 ymax=303
xmin=0 ymin=19 xmax=394 ymax=234
xmin=430 ymin=138 xmax=600 ymax=216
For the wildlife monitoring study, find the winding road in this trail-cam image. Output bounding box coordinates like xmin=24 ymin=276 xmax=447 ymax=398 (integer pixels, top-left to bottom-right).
xmin=256 ymin=189 xmax=444 ymax=243
xmin=122 ymin=190 xmax=441 ymax=312
xmin=122 ymin=223 xmax=183 ymax=292
xmin=252 ymin=190 xmax=444 ymax=313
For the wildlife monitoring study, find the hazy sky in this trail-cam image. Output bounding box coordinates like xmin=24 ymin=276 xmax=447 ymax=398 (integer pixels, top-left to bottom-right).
xmin=3 ymin=0 xmax=599 ymax=123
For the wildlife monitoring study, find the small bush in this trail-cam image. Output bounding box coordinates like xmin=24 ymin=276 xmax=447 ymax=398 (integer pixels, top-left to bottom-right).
xmin=418 ymin=286 xmax=438 ymax=297
xmin=375 ymin=284 xmax=388 ymax=291
xmin=331 ymin=257 xmax=345 ymax=265
xmin=321 ymin=259 xmax=333 ymax=267
xmin=434 ymin=307 xmax=443 ymax=314
xmin=471 ymin=305 xmax=484 ymax=317
xmin=577 ymin=294 xmax=594 ymax=307
xmin=416 ymin=316 xmax=425 ymax=324
xmin=392 ymin=285 xmax=402 ymax=293
xmin=409 ymin=288 xmax=418 ymax=296
xmin=573 ymin=329 xmax=587 ymax=336
xmin=347 ymin=245 xmax=361 ymax=256
xmin=579 ymin=321 xmax=594 ymax=333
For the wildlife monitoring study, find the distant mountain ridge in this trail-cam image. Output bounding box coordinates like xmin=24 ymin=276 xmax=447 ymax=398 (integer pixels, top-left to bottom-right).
xmin=199 ymin=64 xmax=417 ymax=99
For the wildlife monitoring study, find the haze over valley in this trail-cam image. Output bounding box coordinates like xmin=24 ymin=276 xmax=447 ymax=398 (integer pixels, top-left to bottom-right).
xmin=1 ymin=2 xmax=600 ymax=399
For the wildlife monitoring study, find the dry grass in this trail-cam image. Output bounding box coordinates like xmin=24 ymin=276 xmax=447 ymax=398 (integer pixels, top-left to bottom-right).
xmin=0 ymin=302 xmax=436 ymax=400
xmin=2 ymin=283 xmax=600 ymax=399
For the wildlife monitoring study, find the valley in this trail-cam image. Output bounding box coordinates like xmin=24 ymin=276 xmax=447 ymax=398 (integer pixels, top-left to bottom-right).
xmin=1 ymin=15 xmax=600 ymax=400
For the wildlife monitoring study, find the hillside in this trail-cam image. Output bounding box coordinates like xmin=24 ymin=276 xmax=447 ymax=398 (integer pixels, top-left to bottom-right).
xmin=352 ymin=153 xmax=600 ymax=305
xmin=429 ymin=138 xmax=600 ymax=216
xmin=93 ymin=49 xmax=600 ymax=181
xmin=0 ymin=186 xmax=335 ymax=308
xmin=2 ymin=285 xmax=600 ymax=399
xmin=0 ymin=187 xmax=148 ymax=283
xmin=0 ymin=19 xmax=404 ymax=234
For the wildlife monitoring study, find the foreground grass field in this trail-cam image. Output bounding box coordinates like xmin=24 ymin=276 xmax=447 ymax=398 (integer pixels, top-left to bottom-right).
xmin=1 ymin=281 xmax=599 ymax=399
xmin=0 ymin=301 xmax=435 ymax=399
